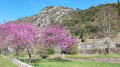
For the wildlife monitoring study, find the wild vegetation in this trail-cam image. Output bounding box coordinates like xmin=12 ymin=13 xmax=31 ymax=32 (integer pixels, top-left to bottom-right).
xmin=61 ymin=3 xmax=120 ymax=41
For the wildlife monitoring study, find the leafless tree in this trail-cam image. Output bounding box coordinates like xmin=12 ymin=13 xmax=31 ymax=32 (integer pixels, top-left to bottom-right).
xmin=102 ymin=6 xmax=111 ymax=54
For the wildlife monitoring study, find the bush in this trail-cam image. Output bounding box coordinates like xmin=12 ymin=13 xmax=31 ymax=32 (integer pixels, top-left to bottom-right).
xmin=41 ymin=55 xmax=48 ymax=59
xmin=40 ymin=47 xmax=55 ymax=58
xmin=66 ymin=45 xmax=78 ymax=55
xmin=47 ymin=47 xmax=55 ymax=55
xmin=53 ymin=57 xmax=63 ymax=61
xmin=40 ymin=50 xmax=49 ymax=59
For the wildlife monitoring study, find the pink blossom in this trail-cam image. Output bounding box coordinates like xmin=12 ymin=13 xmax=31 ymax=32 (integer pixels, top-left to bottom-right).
xmin=0 ymin=21 xmax=38 ymax=47
xmin=41 ymin=25 xmax=76 ymax=50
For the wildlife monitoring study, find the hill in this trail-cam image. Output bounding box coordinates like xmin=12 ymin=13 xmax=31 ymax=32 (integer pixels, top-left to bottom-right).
xmin=14 ymin=3 xmax=120 ymax=42
xmin=61 ymin=3 xmax=120 ymax=41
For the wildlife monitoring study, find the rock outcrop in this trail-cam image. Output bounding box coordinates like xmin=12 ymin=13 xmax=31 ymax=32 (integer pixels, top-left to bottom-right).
xmin=16 ymin=6 xmax=74 ymax=29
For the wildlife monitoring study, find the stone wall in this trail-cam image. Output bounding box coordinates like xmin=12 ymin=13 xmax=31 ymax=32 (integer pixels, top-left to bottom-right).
xmin=78 ymin=37 xmax=116 ymax=49
xmin=78 ymin=48 xmax=120 ymax=54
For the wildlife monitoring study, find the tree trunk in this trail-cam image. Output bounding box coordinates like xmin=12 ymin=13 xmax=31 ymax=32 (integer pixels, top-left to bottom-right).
xmin=27 ymin=48 xmax=32 ymax=63
xmin=4 ymin=50 xmax=7 ymax=56
xmin=16 ymin=46 xmax=19 ymax=60
xmin=105 ymin=48 xmax=109 ymax=54
xmin=17 ymin=54 xmax=19 ymax=60
xmin=31 ymin=51 xmax=38 ymax=62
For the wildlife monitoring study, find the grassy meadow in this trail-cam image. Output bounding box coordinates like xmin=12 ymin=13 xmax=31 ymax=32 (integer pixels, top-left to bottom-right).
xmin=17 ymin=54 xmax=120 ymax=67
xmin=1 ymin=54 xmax=120 ymax=67
xmin=20 ymin=59 xmax=120 ymax=67
xmin=0 ymin=56 xmax=17 ymax=67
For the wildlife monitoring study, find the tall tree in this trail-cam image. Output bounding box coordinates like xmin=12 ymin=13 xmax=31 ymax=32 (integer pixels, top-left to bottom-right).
xmin=102 ymin=7 xmax=111 ymax=54
xmin=118 ymin=0 xmax=120 ymax=16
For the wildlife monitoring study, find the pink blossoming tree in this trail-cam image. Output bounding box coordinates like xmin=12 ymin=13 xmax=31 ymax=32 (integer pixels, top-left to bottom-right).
xmin=0 ymin=21 xmax=38 ymax=62
xmin=41 ymin=25 xmax=76 ymax=51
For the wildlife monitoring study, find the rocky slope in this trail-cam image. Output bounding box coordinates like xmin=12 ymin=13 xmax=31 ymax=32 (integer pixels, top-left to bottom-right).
xmin=16 ymin=6 xmax=74 ymax=29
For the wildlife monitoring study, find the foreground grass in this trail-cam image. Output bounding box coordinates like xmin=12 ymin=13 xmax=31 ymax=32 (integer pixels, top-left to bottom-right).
xmin=3 ymin=54 xmax=120 ymax=67
xmin=20 ymin=59 xmax=120 ymax=67
xmin=0 ymin=56 xmax=17 ymax=67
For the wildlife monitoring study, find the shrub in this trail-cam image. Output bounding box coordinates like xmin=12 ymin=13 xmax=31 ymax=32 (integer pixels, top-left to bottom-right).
xmin=66 ymin=45 xmax=78 ymax=55
xmin=47 ymin=47 xmax=55 ymax=55
xmin=40 ymin=47 xmax=55 ymax=58
xmin=53 ymin=57 xmax=63 ymax=61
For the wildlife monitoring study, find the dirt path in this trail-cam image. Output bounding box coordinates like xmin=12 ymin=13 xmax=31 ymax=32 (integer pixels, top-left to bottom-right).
xmin=66 ymin=58 xmax=120 ymax=63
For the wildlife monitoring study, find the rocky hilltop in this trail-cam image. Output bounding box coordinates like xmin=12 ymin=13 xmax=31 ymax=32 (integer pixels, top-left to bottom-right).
xmin=17 ymin=6 xmax=74 ymax=29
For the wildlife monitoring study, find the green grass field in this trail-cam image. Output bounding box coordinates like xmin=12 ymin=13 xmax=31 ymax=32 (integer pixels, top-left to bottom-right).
xmin=4 ymin=54 xmax=120 ymax=67
xmin=66 ymin=54 xmax=120 ymax=59
xmin=20 ymin=59 xmax=120 ymax=67
xmin=0 ymin=56 xmax=17 ymax=67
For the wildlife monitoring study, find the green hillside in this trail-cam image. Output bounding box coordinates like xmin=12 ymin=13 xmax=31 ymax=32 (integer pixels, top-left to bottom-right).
xmin=61 ymin=3 xmax=120 ymax=42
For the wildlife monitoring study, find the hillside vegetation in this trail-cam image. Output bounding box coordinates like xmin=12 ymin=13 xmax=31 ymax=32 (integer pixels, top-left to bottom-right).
xmin=61 ymin=3 xmax=120 ymax=41
xmin=14 ymin=3 xmax=120 ymax=42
